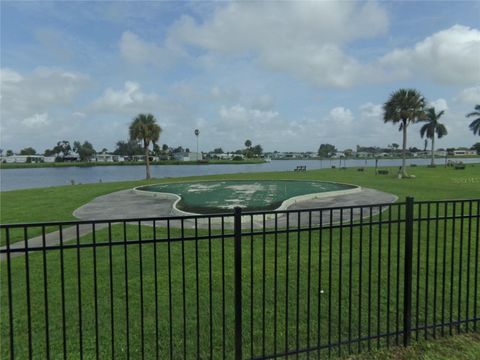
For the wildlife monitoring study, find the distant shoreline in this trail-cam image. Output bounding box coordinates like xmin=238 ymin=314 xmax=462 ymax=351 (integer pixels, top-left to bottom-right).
xmin=2 ymin=155 xmax=478 ymax=170
xmin=0 ymin=158 xmax=266 ymax=169
xmin=270 ymin=155 xmax=480 ymax=161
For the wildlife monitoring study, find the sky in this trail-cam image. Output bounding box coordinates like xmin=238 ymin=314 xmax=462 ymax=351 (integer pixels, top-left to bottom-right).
xmin=1 ymin=1 xmax=479 ymax=154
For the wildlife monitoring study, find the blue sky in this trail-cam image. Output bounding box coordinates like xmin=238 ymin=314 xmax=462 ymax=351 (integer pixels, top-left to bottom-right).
xmin=1 ymin=1 xmax=479 ymax=153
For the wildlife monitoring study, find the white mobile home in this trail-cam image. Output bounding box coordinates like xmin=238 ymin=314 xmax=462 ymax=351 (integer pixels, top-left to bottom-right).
xmin=94 ymin=153 xmax=115 ymax=162
xmin=173 ymin=152 xmax=203 ymax=161
xmin=5 ymin=155 xmax=44 ymax=163
xmin=453 ymin=149 xmax=477 ymax=156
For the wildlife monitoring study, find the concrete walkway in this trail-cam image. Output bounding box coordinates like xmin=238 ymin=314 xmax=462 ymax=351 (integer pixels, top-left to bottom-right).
xmin=74 ymin=187 xmax=396 ymax=221
xmin=1 ymin=187 xmax=396 ymax=259
xmin=73 ymin=187 xmax=397 ymax=230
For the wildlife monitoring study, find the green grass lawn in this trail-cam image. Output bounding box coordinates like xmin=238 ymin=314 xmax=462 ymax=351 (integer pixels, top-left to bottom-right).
xmin=350 ymin=333 xmax=480 ymax=359
xmin=1 ymin=165 xmax=479 ymax=359
xmin=2 ymin=164 xmax=479 ymax=226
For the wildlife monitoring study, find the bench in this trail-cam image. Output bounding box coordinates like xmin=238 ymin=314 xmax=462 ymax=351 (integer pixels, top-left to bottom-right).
xmin=377 ymin=170 xmax=389 ymax=175
xmin=454 ymin=164 xmax=466 ymax=170
xmin=357 ymin=167 xmax=365 ymax=172
xmin=294 ymin=165 xmax=306 ymax=172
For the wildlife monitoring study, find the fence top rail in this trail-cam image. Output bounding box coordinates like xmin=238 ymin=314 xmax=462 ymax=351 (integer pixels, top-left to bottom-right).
xmin=238 ymin=201 xmax=404 ymax=217
xmin=0 ymin=201 xmax=406 ymax=229
xmin=0 ymin=213 xmax=231 ymax=229
xmin=0 ymin=231 xmax=235 ymax=254
xmin=414 ymin=198 xmax=480 ymax=205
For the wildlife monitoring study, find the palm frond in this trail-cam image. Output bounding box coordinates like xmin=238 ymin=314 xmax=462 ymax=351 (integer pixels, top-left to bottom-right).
xmin=436 ymin=124 xmax=448 ymax=138
xmin=466 ymin=111 xmax=480 ymax=118
xmin=470 ymin=118 xmax=480 ymax=135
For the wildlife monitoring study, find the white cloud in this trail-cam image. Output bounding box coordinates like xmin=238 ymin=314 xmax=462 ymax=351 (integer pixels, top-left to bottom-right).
xmin=360 ymin=102 xmax=383 ymax=118
xmin=328 ymin=107 xmax=354 ymax=124
xmin=0 ymin=67 xmax=92 ymax=149
xmin=90 ymin=81 xmax=194 ymax=141
xmin=168 ymin=1 xmax=388 ymax=87
xmin=120 ymin=31 xmax=161 ymax=64
xmin=455 ymin=86 xmax=480 ymax=105
xmin=429 ymin=98 xmax=449 ymax=112
xmin=92 ymin=81 xmax=161 ymax=113
xmin=0 ymin=68 xmax=23 ymax=83
xmin=208 ymin=103 xmax=302 ymax=148
xmin=380 ymin=25 xmax=480 ymax=85
xmin=22 ymin=113 xmax=50 ymax=127
xmin=0 ymin=67 xmax=90 ymax=120
xmin=349 ymin=102 xmax=395 ymax=144
xmin=170 ymin=2 xmax=388 ymax=52
xmin=218 ymin=105 xmax=279 ymax=126
xmin=168 ymin=3 xmax=479 ymax=88
xmin=211 ymin=103 xmax=383 ymax=150
xmin=119 ymin=30 xmax=183 ymax=68
xmin=117 ymin=6 xmax=478 ymax=89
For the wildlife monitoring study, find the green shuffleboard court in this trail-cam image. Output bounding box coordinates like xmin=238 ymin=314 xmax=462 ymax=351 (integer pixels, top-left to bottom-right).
xmin=137 ymin=180 xmax=357 ymax=213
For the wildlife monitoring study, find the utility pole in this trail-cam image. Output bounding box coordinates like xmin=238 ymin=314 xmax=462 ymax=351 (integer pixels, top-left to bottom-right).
xmin=194 ymin=129 xmax=200 ymax=162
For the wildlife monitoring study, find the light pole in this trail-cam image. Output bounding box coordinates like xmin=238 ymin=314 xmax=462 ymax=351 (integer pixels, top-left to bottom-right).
xmin=194 ymin=129 xmax=200 ymax=162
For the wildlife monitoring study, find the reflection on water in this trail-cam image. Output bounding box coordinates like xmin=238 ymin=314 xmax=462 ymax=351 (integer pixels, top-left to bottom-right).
xmin=1 ymin=158 xmax=479 ymax=191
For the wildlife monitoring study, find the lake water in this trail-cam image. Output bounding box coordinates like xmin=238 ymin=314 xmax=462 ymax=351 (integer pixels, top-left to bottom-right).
xmin=1 ymin=158 xmax=479 ymax=191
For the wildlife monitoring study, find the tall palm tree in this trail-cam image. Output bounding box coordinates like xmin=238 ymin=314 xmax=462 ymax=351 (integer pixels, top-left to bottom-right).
xmin=420 ymin=107 xmax=448 ymax=166
xmin=466 ymin=104 xmax=480 ymax=136
xmin=129 ymin=113 xmax=162 ymax=179
xmin=383 ymin=89 xmax=427 ymax=178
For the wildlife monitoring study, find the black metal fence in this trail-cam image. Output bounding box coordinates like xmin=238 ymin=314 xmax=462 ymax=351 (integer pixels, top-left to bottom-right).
xmin=1 ymin=197 xmax=479 ymax=359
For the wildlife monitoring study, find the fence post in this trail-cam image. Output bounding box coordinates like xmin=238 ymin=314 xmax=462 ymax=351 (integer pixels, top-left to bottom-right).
xmin=403 ymin=196 xmax=414 ymax=346
xmin=234 ymin=207 xmax=243 ymax=360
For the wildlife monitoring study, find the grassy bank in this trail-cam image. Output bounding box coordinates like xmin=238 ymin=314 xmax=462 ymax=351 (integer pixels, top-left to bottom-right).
xmin=1 ymin=165 xmax=479 ymax=359
xmin=0 ymin=158 xmax=265 ymax=169
xmin=2 ymin=164 xmax=479 ymax=226
xmin=2 ymin=217 xmax=479 ymax=358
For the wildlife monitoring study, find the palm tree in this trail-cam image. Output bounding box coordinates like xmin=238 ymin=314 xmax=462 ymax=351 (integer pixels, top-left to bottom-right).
xmin=466 ymin=104 xmax=480 ymax=136
xmin=129 ymin=113 xmax=162 ymax=179
xmin=245 ymin=139 xmax=252 ymax=149
xmin=383 ymin=89 xmax=427 ymax=178
xmin=420 ymin=107 xmax=448 ymax=166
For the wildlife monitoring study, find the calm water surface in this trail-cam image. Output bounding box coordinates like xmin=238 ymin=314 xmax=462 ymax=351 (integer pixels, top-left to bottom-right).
xmin=1 ymin=158 xmax=479 ymax=191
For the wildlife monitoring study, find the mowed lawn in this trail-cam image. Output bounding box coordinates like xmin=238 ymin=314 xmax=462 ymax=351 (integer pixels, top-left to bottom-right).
xmin=1 ymin=164 xmax=479 ymax=359
xmin=2 ymin=164 xmax=480 ymax=227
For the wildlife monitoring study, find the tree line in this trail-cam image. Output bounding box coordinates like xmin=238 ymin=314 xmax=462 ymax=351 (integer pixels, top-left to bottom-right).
xmin=316 ymin=91 xmax=479 ymax=179
xmin=3 ymin=94 xmax=479 ymax=180
xmin=382 ymin=90 xmax=479 ymax=178
xmin=3 ymin=114 xmax=266 ymax=180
